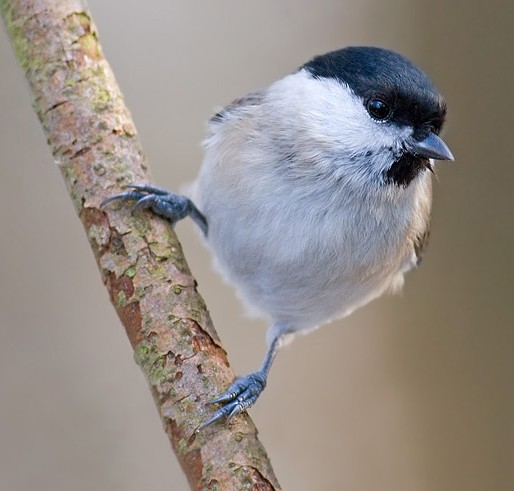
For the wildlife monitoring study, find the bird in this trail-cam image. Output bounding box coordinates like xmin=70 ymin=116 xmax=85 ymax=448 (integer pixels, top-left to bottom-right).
xmin=102 ymin=46 xmax=454 ymax=430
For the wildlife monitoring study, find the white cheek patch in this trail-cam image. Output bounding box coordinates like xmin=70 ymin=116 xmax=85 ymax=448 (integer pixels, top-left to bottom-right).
xmin=271 ymin=70 xmax=412 ymax=161
xmin=310 ymin=75 xmax=410 ymax=154
xmin=268 ymin=71 xmax=412 ymax=183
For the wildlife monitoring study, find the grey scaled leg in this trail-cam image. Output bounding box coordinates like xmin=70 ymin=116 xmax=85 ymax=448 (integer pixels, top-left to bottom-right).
xmin=101 ymin=184 xmax=208 ymax=236
xmin=197 ymin=333 xmax=284 ymax=431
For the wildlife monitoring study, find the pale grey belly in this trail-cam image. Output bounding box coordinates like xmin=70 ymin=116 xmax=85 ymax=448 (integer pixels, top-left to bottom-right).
xmin=207 ymin=224 xmax=409 ymax=330
xmin=198 ymin=174 xmax=418 ymax=331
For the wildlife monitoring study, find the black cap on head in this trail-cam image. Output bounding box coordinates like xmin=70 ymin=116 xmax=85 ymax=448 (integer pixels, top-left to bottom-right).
xmin=302 ymin=46 xmax=447 ymax=137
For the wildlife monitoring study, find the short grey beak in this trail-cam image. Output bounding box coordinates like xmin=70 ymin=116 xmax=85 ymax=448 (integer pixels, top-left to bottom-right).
xmin=408 ymin=133 xmax=454 ymax=161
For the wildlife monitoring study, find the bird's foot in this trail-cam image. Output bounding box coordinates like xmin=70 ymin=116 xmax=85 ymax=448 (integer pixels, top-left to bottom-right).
xmin=101 ymin=184 xmax=191 ymax=225
xmin=197 ymin=371 xmax=267 ymax=431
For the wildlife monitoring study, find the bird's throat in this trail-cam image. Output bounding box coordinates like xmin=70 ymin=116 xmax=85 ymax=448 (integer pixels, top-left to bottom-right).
xmin=384 ymin=153 xmax=431 ymax=187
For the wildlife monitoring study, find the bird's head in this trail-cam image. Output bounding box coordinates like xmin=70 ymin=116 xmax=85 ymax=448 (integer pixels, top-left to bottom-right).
xmin=290 ymin=46 xmax=454 ymax=188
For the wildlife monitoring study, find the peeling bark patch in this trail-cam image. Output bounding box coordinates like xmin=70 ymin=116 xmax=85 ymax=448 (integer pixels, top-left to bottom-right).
xmin=82 ymin=206 xmax=110 ymax=236
xmin=206 ymin=479 xmax=219 ymax=490
xmin=108 ymin=273 xmax=135 ymax=301
xmin=66 ymin=12 xmax=101 ymax=61
xmin=109 ymin=230 xmax=128 ymax=255
xmin=182 ymin=448 xmax=203 ymax=490
xmin=166 ymin=418 xmax=197 ymax=460
xmin=248 ymin=467 xmax=277 ymax=491
xmin=236 ymin=466 xmax=276 ymax=491
xmin=86 ymin=220 xmax=110 ymax=251
xmin=119 ymin=301 xmax=143 ymax=348
xmin=107 ymin=272 xmax=141 ymax=347
xmin=190 ymin=320 xmax=229 ymax=367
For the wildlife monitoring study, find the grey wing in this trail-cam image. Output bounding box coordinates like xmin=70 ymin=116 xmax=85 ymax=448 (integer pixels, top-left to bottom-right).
xmin=210 ymin=91 xmax=265 ymax=124
xmin=412 ymin=175 xmax=433 ymax=266
xmin=414 ymin=221 xmax=431 ymax=265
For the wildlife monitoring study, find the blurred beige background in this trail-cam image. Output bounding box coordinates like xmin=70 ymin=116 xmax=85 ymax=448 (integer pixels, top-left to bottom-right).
xmin=1 ymin=1 xmax=513 ymax=490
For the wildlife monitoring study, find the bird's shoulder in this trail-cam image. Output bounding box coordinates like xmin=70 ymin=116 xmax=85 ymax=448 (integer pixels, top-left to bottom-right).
xmin=209 ymin=90 xmax=265 ymax=124
xmin=413 ymin=223 xmax=431 ymax=265
xmin=411 ymin=177 xmax=433 ymax=265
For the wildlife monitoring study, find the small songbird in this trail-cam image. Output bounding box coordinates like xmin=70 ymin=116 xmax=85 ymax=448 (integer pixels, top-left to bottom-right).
xmin=102 ymin=46 xmax=454 ymax=429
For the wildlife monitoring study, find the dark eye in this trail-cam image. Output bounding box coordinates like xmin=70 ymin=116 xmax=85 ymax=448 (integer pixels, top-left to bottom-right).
xmin=366 ymin=98 xmax=391 ymax=121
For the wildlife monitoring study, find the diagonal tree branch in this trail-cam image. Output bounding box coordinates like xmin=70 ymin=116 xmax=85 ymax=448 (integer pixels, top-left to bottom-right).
xmin=0 ymin=1 xmax=280 ymax=489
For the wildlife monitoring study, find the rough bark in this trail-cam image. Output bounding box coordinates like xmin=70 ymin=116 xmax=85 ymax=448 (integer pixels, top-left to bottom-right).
xmin=0 ymin=1 xmax=280 ymax=489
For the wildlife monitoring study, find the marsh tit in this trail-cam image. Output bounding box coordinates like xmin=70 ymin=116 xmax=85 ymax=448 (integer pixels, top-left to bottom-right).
xmin=102 ymin=46 xmax=454 ymax=429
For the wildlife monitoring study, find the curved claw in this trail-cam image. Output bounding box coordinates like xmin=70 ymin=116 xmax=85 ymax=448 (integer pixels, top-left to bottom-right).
xmin=197 ymin=372 xmax=267 ymax=431
xmin=100 ymin=183 xmax=167 ymax=210
xmin=196 ymin=404 xmax=234 ymax=432
xmin=208 ymin=390 xmax=239 ymax=405
xmin=227 ymin=403 xmax=244 ymax=419
xmin=131 ymin=194 xmax=158 ymax=212
xmin=125 ymin=183 xmax=171 ymax=195
xmin=100 ymin=190 xmax=144 ymax=209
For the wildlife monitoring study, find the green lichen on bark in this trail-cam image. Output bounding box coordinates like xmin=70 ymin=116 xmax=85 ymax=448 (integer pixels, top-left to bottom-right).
xmin=0 ymin=1 xmax=41 ymax=72
xmin=134 ymin=340 xmax=175 ymax=387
